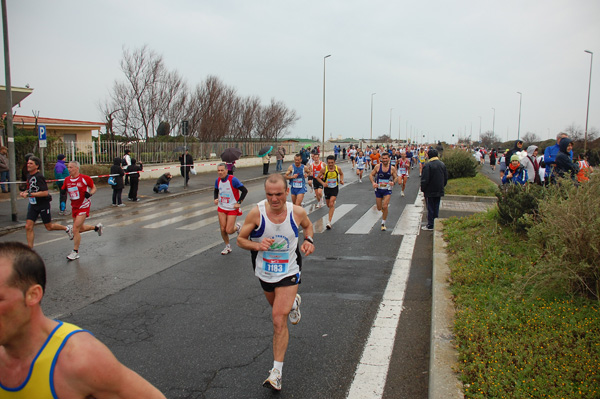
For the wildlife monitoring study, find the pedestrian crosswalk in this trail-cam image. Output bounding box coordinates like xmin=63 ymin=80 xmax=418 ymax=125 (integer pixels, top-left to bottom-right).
xmin=99 ymin=191 xmax=425 ymax=236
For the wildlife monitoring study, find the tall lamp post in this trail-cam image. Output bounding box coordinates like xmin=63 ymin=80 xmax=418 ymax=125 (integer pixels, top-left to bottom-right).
xmin=516 ymin=92 xmax=522 ymax=140
xmin=370 ymin=92 xmax=376 ymax=142
xmin=478 ymin=116 xmax=482 ymax=142
xmin=322 ymin=54 xmax=331 ymax=152
xmin=389 ymin=108 xmax=393 ymax=138
xmin=492 ymin=107 xmax=496 ymax=137
xmin=584 ymin=50 xmax=593 ymax=153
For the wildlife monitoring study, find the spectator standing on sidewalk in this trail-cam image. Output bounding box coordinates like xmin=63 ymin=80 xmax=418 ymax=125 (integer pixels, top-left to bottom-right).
xmin=0 ymin=146 xmax=9 ymax=193
xmin=276 ymin=145 xmax=286 ymax=172
xmin=421 ymin=149 xmax=448 ymax=231
xmin=263 ymin=153 xmax=271 ymax=175
xmin=20 ymin=156 xmax=73 ymax=248
xmin=179 ymin=149 xmax=194 ymax=186
xmin=127 ymin=159 xmax=143 ymax=201
xmin=53 ymin=154 xmax=69 ymax=214
xmin=110 ymin=158 xmax=125 ymax=207
xmin=122 ymin=149 xmax=132 ymax=186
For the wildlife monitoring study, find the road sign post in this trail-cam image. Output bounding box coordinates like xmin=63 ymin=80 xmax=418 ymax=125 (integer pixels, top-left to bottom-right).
xmin=38 ymin=125 xmax=46 ymax=175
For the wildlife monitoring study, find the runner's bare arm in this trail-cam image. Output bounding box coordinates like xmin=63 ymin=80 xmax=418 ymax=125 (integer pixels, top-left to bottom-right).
xmin=55 ymin=332 xmax=166 ymax=399
xmin=236 ymin=206 xmax=273 ymax=251
xmin=391 ymin=166 xmax=398 ymax=186
xmin=294 ymin=206 xmax=314 ymax=256
xmin=369 ymin=167 xmax=377 ymax=187
xmin=284 ymin=165 xmax=294 ymax=179
xmin=339 ymin=168 xmax=344 ymax=185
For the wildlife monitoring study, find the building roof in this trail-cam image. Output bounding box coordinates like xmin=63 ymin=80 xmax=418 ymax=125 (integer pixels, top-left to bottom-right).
xmin=10 ymin=114 xmax=104 ymax=128
xmin=0 ymin=85 xmax=33 ymax=113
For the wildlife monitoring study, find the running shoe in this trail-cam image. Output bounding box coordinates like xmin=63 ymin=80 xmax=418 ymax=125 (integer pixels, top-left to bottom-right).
xmin=221 ymin=245 xmax=232 ymax=255
xmin=117 ymin=204 xmax=126 ymax=207
xmin=401 ymin=191 xmax=405 ymax=197
xmin=289 ymin=294 xmax=302 ymax=325
xmin=235 ymin=222 xmax=241 ymax=235
xmin=359 ymin=179 xmax=362 ymax=183
xmin=326 ymin=223 xmax=332 ymax=230
xmin=65 ymin=225 xmax=74 ymax=240
xmin=381 ymin=224 xmax=387 ymax=231
xmin=66 ymin=250 xmax=79 ymax=261
xmin=263 ymin=368 xmax=282 ymax=391
xmin=96 ymin=223 xmax=103 ymax=236
xmin=422 ymin=225 xmax=434 ymax=231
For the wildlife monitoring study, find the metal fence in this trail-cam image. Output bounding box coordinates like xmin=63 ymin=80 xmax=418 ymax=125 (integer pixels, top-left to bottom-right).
xmin=40 ymin=140 xmax=321 ymax=165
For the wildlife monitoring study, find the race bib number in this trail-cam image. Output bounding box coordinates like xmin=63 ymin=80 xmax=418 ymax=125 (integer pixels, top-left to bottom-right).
xmin=67 ymin=186 xmax=80 ymax=200
xmin=29 ymin=196 xmax=37 ymax=205
xmin=327 ymin=178 xmax=337 ymax=188
xmin=399 ymin=168 xmax=407 ymax=175
xmin=372 ymin=159 xmax=378 ymax=165
xmin=292 ymin=178 xmax=303 ymax=188
xmin=262 ymin=251 xmax=289 ymax=274
xmin=220 ymin=192 xmax=232 ymax=204
xmin=378 ymin=179 xmax=390 ymax=190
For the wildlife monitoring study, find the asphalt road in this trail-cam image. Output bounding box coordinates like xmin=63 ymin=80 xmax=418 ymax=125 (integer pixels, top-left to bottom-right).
xmin=0 ymin=160 xmax=433 ymax=399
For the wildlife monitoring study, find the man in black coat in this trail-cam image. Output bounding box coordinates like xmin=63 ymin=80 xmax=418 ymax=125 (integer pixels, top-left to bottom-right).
xmin=179 ymin=150 xmax=194 ymax=187
xmin=420 ymin=149 xmax=448 ymax=231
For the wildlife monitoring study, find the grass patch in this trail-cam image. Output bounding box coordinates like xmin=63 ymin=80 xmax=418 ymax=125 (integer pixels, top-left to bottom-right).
xmin=444 ymin=211 xmax=600 ymax=398
xmin=445 ymin=172 xmax=498 ymax=197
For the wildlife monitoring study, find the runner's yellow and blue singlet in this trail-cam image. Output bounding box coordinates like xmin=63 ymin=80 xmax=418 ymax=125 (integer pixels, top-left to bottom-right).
xmin=0 ymin=321 xmax=87 ymax=399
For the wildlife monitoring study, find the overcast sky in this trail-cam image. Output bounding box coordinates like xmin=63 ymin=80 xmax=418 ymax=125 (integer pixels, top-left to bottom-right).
xmin=3 ymin=0 xmax=600 ymax=144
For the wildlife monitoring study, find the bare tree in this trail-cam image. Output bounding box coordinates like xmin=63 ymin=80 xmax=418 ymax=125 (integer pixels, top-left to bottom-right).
xmin=521 ymin=132 xmax=540 ymax=143
xmin=101 ymin=45 xmax=188 ymax=140
xmin=565 ymin=123 xmax=584 ymax=141
xmin=479 ymin=130 xmax=500 ymax=149
xmin=255 ymin=98 xmax=299 ymax=141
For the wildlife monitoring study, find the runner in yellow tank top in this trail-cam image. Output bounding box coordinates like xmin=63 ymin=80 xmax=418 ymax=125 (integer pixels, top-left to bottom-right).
xmin=316 ymin=155 xmax=345 ymax=229
xmin=0 ymin=242 xmax=166 ymax=399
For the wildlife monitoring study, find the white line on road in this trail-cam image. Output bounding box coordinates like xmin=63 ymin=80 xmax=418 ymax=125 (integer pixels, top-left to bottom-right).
xmin=346 ymin=204 xmax=382 ymax=234
xmin=346 ymin=194 xmax=421 ymax=399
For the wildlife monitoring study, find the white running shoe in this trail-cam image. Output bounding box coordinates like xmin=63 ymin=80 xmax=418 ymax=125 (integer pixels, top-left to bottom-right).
xmin=263 ymin=368 xmax=282 ymax=391
xmin=359 ymin=179 xmax=362 ymax=183
xmin=235 ymin=222 xmax=241 ymax=235
xmin=289 ymin=294 xmax=302 ymax=325
xmin=401 ymin=191 xmax=405 ymax=197
xmin=326 ymin=223 xmax=332 ymax=230
xmin=221 ymin=245 xmax=232 ymax=255
xmin=65 ymin=225 xmax=74 ymax=240
xmin=96 ymin=223 xmax=103 ymax=236
xmin=66 ymin=250 xmax=79 ymax=261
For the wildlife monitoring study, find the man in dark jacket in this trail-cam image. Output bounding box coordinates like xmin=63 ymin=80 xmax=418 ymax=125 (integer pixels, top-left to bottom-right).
xmin=110 ymin=158 xmax=125 ymax=207
xmin=179 ymin=150 xmax=194 ymax=187
xmin=505 ymin=139 xmax=524 ymax=163
xmin=420 ymin=149 xmax=448 ymax=231
xmin=126 ymin=159 xmax=143 ymax=201
xmin=553 ymin=138 xmax=579 ymax=181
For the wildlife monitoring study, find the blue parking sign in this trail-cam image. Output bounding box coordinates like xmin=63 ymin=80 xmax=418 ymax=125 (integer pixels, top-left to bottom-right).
xmin=38 ymin=125 xmax=46 ymax=140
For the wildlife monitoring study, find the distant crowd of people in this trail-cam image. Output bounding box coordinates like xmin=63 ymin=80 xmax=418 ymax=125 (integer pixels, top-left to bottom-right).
xmin=474 ymin=132 xmax=594 ymax=186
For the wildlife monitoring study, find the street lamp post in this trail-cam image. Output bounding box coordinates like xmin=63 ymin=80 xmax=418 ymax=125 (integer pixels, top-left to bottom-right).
xmin=517 ymin=92 xmax=522 ymax=140
xmin=492 ymin=107 xmax=496 ymax=137
xmin=584 ymin=50 xmax=593 ymax=153
xmin=370 ymin=92 xmax=376 ymax=142
xmin=389 ymin=108 xmax=393 ymax=138
xmin=478 ymin=116 xmax=482 ymax=141
xmin=322 ymin=54 xmax=331 ymax=152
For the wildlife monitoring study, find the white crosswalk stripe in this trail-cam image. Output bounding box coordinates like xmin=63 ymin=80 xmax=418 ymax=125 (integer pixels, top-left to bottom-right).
xmin=392 ymin=192 xmax=424 ymax=235
xmin=312 ymin=204 xmax=357 ymax=233
xmin=346 ymin=204 xmax=383 ymax=234
xmin=107 ymin=201 xmax=208 ymax=227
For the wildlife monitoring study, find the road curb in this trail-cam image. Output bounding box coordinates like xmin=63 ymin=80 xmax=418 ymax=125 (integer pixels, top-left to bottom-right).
xmin=429 ymin=219 xmax=463 ymax=399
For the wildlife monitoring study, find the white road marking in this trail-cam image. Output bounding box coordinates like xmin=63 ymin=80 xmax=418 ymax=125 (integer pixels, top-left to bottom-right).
xmin=346 ymin=194 xmax=421 ymax=399
xmin=346 ymin=204 xmax=382 ymax=234
xmin=392 ymin=192 xmax=424 ymax=235
xmin=312 ymin=204 xmax=356 ymax=233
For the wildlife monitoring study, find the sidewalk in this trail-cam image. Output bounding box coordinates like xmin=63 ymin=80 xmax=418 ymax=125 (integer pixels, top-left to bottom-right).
xmin=0 ymin=161 xmax=282 ymax=234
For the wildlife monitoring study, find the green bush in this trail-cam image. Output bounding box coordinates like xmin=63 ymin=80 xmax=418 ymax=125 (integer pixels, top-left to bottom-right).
xmin=443 ymin=149 xmax=477 ymax=179
xmin=495 ymin=183 xmax=545 ymax=233
xmin=525 ymin=174 xmax=600 ymax=300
